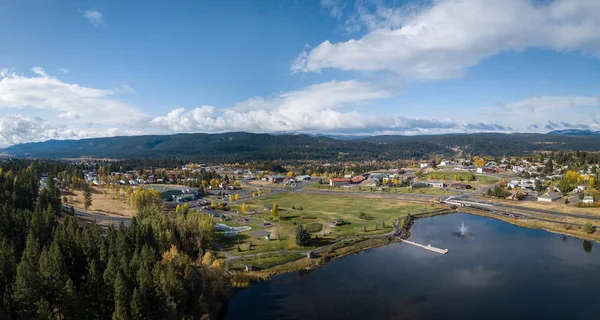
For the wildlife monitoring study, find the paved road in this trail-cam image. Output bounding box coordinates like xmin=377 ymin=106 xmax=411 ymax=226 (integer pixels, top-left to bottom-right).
xmin=452 ymin=194 xmax=600 ymax=222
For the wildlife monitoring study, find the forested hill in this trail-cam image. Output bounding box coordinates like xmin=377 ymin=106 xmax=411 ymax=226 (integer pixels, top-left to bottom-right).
xmin=2 ymin=132 xmax=600 ymax=161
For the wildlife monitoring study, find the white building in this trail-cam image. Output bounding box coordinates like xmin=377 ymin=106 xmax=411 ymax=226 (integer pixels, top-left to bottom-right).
xmin=537 ymin=192 xmax=561 ymax=202
xmin=582 ymin=196 xmax=594 ymax=204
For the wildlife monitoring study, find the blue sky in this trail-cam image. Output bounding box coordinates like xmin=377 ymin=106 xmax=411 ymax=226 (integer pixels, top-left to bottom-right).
xmin=1 ymin=0 xmax=599 ymax=146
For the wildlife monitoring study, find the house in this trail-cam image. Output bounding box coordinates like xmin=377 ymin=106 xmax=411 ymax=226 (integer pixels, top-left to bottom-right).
xmin=330 ymin=177 xmax=350 ymax=186
xmin=576 ymin=185 xmax=589 ymax=193
xmin=269 ymin=175 xmax=286 ymax=183
xmin=344 ymin=174 xmax=352 ymax=179
xmin=295 ymin=175 xmax=311 ymax=182
xmin=351 ymin=176 xmax=366 ymax=184
xmin=508 ymin=180 xmax=520 ymax=189
xmin=582 ymin=196 xmax=594 ymax=204
xmin=420 ymin=163 xmax=429 ymax=169
xmin=174 ymin=193 xmax=196 ymax=202
xmin=537 ymin=192 xmax=561 ymax=202
xmin=410 ymin=182 xmax=430 ymax=189
xmin=476 ymin=167 xmax=498 ymax=174
xmin=361 ymin=178 xmax=379 ymax=187
xmin=427 ymin=182 xmax=444 ymax=188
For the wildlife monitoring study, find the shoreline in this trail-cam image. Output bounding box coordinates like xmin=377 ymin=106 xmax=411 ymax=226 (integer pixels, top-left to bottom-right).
xmin=227 ymin=208 xmax=455 ymax=279
xmin=229 ymin=206 xmax=599 ymax=281
xmin=461 ymin=207 xmax=600 ymax=242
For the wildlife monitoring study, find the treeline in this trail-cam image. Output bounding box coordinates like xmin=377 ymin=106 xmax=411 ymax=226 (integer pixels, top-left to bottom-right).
xmin=6 ymin=132 xmax=600 ymax=162
xmin=0 ymin=163 xmax=231 ymax=319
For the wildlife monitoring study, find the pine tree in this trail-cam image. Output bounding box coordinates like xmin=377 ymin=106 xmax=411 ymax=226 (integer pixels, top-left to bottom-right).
xmin=38 ymin=242 xmax=65 ymax=312
xmin=0 ymin=239 xmax=16 ymax=314
xmin=112 ymin=272 xmax=129 ymax=320
xmin=36 ymin=298 xmax=52 ymax=320
xmin=295 ymin=225 xmax=311 ymax=247
xmin=130 ymin=288 xmax=143 ymax=320
xmin=84 ymin=184 xmax=93 ymax=212
xmin=12 ymin=232 xmax=41 ymax=318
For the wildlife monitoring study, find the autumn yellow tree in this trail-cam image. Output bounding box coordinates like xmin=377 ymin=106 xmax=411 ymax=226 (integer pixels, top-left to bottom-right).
xmin=212 ymin=259 xmax=224 ymax=269
xmin=211 ymin=200 xmax=216 ymax=208
xmin=162 ymin=244 xmax=179 ymax=263
xmin=241 ymin=203 xmax=248 ymax=213
xmin=499 ymin=178 xmax=507 ymax=188
xmin=228 ymin=195 xmax=234 ymax=202
xmin=271 ymin=204 xmax=279 ymax=220
xmin=202 ymin=251 xmax=215 ymax=267
xmin=234 ymin=194 xmax=239 ymax=201
xmin=251 ymin=192 xmax=256 ymax=198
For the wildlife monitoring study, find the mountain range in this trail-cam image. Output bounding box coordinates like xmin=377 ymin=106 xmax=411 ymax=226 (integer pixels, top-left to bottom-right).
xmin=2 ymin=131 xmax=600 ymax=162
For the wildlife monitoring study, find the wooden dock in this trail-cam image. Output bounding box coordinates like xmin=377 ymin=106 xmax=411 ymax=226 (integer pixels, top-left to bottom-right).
xmin=400 ymin=239 xmax=448 ymax=254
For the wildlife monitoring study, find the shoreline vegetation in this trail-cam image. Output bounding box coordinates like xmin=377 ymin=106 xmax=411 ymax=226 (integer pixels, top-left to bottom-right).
xmin=227 ymin=206 xmax=600 ymax=284
xmin=224 ymin=208 xmax=453 ymax=283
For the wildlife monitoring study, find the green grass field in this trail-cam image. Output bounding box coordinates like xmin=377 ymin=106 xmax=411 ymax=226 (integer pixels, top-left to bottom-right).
xmin=228 ymin=253 xmax=305 ymax=271
xmin=426 ymin=171 xmax=499 ymax=185
xmin=218 ymin=193 xmax=441 ymax=255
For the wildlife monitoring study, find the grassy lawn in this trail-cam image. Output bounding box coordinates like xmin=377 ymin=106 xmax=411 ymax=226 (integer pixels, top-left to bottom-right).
xmin=426 ymin=171 xmax=499 ymax=185
xmin=217 ymin=193 xmax=442 ymax=256
xmin=228 ymin=253 xmax=305 ymax=271
xmin=306 ymin=183 xmax=459 ymax=196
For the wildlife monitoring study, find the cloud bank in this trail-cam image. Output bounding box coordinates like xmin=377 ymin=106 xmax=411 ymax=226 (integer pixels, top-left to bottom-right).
xmin=295 ymin=0 xmax=600 ymax=80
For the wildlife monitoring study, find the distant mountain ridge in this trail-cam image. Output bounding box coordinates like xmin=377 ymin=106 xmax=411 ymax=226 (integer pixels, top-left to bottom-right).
xmin=547 ymin=129 xmax=600 ymax=136
xmin=2 ymin=131 xmax=600 ymax=161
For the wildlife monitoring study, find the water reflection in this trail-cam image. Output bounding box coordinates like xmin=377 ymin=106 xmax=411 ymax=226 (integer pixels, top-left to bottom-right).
xmin=226 ymin=213 xmax=600 ymax=320
xmin=583 ymin=240 xmax=593 ymax=253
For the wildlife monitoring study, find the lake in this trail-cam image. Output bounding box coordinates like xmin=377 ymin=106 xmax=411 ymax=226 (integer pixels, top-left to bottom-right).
xmin=224 ymin=213 xmax=600 ymax=319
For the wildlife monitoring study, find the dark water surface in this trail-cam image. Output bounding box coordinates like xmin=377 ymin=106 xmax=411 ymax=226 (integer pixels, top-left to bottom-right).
xmin=225 ymin=213 xmax=600 ymax=319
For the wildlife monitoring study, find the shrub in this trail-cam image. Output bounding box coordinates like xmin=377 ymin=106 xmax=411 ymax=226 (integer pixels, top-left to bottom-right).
xmin=583 ymin=222 xmax=595 ymax=234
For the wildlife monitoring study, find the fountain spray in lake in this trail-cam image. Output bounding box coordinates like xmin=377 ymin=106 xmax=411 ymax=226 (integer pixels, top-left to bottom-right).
xmin=459 ymin=221 xmax=468 ymax=235
xmin=453 ymin=221 xmax=475 ymax=239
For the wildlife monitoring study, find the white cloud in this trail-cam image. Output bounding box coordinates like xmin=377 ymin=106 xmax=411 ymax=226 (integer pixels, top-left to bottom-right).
xmin=84 ymin=10 xmax=104 ymax=25
xmin=31 ymin=66 xmax=47 ymax=77
xmin=151 ymin=80 xmax=404 ymax=133
xmin=295 ymin=0 xmax=600 ymax=80
xmin=150 ymin=84 xmax=600 ymax=136
xmin=0 ymin=68 xmax=147 ymax=126
xmin=0 ymin=114 xmax=140 ymax=146
xmin=59 ymin=68 xmax=69 ymax=74
xmin=121 ymin=84 xmax=136 ymax=94
xmin=149 ymin=80 xmax=517 ymax=135
xmin=498 ymin=96 xmax=599 ymax=114
xmin=321 ymin=0 xmax=346 ymax=19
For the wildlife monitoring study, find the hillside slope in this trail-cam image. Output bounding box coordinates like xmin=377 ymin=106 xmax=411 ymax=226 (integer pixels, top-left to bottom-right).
xmin=2 ymin=132 xmax=600 ymax=161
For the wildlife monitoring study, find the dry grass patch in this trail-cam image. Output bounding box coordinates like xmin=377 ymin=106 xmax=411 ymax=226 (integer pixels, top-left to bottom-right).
xmin=64 ymin=187 xmax=137 ymax=217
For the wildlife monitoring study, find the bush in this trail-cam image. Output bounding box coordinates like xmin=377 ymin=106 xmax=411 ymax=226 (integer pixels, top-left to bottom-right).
xmin=583 ymin=222 xmax=595 ymax=234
